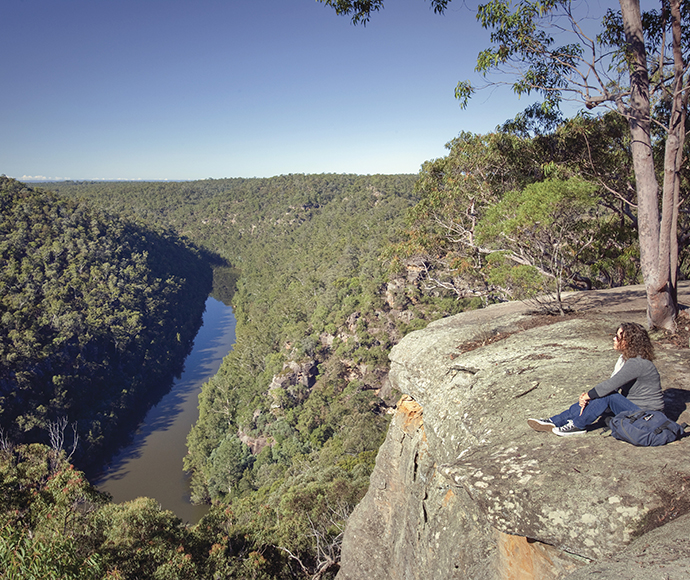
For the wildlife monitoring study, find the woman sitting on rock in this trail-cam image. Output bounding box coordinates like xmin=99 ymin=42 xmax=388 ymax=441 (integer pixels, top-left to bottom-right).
xmin=528 ymin=322 xmax=664 ymax=436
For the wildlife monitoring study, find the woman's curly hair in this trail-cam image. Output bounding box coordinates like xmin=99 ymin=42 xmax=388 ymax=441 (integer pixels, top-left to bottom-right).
xmin=618 ymin=322 xmax=655 ymax=361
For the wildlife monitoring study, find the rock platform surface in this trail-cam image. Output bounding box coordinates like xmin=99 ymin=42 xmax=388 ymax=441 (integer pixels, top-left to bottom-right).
xmin=337 ymin=284 xmax=690 ymax=580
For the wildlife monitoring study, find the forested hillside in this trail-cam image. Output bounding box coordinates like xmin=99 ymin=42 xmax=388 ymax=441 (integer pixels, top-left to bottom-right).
xmin=4 ymin=109 xmax=688 ymax=578
xmin=3 ymin=174 xmax=436 ymax=579
xmin=388 ymin=113 xmax=689 ymax=309
xmin=48 ymin=173 xmax=473 ymax=577
xmin=50 ymin=177 xmax=437 ymax=473
xmin=0 ymin=176 xmax=212 ymax=464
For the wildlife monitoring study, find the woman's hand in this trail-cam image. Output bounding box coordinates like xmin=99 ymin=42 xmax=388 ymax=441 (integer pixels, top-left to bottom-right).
xmin=578 ymin=392 xmax=590 ymax=415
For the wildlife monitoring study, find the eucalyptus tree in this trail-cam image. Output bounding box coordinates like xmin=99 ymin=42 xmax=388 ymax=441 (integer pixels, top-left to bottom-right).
xmin=477 ymin=177 xmax=602 ymax=311
xmin=386 ymin=130 xmax=545 ymax=303
xmin=320 ymin=0 xmax=689 ymax=330
xmin=387 ymin=125 xmax=636 ymax=307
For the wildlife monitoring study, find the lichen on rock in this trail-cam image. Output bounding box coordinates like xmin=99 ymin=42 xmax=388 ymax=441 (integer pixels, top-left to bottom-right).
xmin=337 ymin=284 xmax=690 ymax=580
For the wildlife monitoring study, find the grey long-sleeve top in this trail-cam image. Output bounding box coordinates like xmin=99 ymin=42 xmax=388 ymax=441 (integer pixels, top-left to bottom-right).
xmin=586 ymin=356 xmax=664 ymax=411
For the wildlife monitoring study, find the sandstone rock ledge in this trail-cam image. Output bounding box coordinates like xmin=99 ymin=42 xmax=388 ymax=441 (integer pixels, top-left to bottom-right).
xmin=337 ymin=284 xmax=690 ymax=580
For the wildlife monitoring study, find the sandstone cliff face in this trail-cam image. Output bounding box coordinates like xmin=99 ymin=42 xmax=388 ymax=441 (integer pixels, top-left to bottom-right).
xmin=337 ymin=285 xmax=690 ymax=580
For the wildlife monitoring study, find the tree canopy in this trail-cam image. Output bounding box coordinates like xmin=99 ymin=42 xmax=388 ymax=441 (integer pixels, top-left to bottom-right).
xmin=7 ymin=109 xmax=689 ymax=576
xmin=385 ymin=116 xmax=655 ymax=310
xmin=48 ymin=173 xmax=430 ymax=578
xmin=320 ymin=0 xmax=689 ymax=329
xmin=0 ymin=177 xmax=211 ymax=464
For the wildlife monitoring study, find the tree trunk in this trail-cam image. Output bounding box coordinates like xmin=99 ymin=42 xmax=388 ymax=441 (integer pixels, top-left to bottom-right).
xmin=619 ymin=0 xmax=678 ymax=330
xmin=665 ymin=0 xmax=687 ymax=310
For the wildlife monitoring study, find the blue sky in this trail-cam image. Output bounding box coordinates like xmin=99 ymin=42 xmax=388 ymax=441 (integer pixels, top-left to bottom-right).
xmin=3 ymin=0 xmax=593 ymax=181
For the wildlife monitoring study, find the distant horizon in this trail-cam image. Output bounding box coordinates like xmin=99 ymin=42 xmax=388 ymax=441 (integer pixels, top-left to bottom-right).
xmin=2 ymin=0 xmax=554 ymax=182
xmin=16 ymin=171 xmax=418 ymax=184
xmin=3 ymin=0 xmax=600 ymax=181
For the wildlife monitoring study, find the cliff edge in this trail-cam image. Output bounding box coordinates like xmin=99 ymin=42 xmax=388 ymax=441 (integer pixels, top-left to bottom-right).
xmin=337 ymin=284 xmax=690 ymax=580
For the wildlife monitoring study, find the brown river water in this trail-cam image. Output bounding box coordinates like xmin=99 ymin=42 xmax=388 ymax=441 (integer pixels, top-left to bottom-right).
xmin=94 ymin=297 xmax=236 ymax=523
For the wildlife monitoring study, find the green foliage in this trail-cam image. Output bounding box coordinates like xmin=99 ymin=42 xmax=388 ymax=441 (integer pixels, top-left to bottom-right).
xmin=195 ymin=462 xmax=370 ymax=579
xmin=0 ymin=442 xmax=367 ymax=579
xmin=477 ymin=177 xmax=603 ymax=306
xmin=48 ymin=174 xmax=419 ymax=577
xmin=473 ymin=0 xmax=580 ymax=110
xmin=95 ymin=498 xmax=198 ymax=579
xmin=0 ymin=444 xmax=203 ymax=580
xmin=482 ymin=254 xmax=546 ymax=300
xmin=469 ymin=0 xmax=688 ymax=327
xmin=0 ymin=177 xmax=212 ymax=463
xmin=0 ymin=528 xmax=104 ymax=580
xmin=386 ymin=130 xmax=546 ymax=303
xmin=0 ymin=444 xmax=106 ymax=579
xmin=388 ymin=115 xmax=649 ymax=307
xmin=206 ymin=434 xmax=255 ymax=499
xmin=318 ymin=0 xmax=449 ymax=25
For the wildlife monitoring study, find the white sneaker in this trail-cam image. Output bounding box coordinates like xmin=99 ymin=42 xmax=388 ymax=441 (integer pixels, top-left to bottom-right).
xmin=528 ymin=418 xmax=555 ymax=432
xmin=552 ymin=420 xmax=586 ymax=436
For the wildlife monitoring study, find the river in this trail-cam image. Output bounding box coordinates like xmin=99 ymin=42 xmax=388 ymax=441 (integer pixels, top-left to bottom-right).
xmin=94 ymin=296 xmax=236 ymax=523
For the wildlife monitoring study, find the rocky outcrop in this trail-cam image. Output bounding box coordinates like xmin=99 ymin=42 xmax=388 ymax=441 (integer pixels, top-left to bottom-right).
xmin=337 ymin=285 xmax=690 ymax=580
xmin=237 ymin=429 xmax=270 ymax=455
xmin=268 ymin=359 xmax=317 ymax=408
